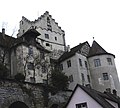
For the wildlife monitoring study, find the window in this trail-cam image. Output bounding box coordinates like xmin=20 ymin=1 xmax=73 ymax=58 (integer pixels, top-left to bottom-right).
xmin=45 ymin=34 xmax=49 ymax=39
xmin=27 ymin=62 xmax=34 ymax=70
xmin=28 ymin=47 xmax=33 ymax=55
xmin=87 ymin=75 xmax=90 ymax=83
xmin=79 ymin=59 xmax=82 ymax=66
xmin=47 ymin=17 xmax=50 ymax=23
xmin=107 ymin=58 xmax=112 ymax=65
xmin=69 ymin=75 xmax=73 ymax=82
xmin=46 ymin=43 xmax=50 ymax=46
xmin=81 ymin=73 xmax=85 ymax=85
xmin=55 ymin=37 xmax=57 ymax=41
xmin=23 ymin=30 xmax=24 ymax=33
xmin=85 ymin=61 xmax=88 ymax=68
xmin=47 ymin=24 xmax=52 ymax=31
xmin=76 ymin=102 xmax=88 ymax=108
xmin=48 ymin=27 xmax=52 ymax=31
xmin=103 ymin=73 xmax=109 ymax=80
xmin=30 ymin=77 xmax=35 ymax=83
xmin=94 ymin=59 xmax=101 ymax=67
xmin=60 ymin=64 xmax=63 ymax=70
xmin=67 ymin=60 xmax=71 ymax=68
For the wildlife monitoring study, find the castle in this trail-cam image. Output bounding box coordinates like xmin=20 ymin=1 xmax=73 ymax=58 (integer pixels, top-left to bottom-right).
xmin=0 ymin=11 xmax=120 ymax=96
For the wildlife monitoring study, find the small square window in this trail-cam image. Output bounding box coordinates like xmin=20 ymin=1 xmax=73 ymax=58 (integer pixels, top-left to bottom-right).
xmin=46 ymin=43 xmax=50 ymax=46
xmin=45 ymin=34 xmax=49 ymax=39
xmin=103 ymin=73 xmax=109 ymax=80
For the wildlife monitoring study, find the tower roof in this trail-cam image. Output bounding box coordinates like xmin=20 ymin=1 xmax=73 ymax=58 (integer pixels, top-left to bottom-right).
xmin=88 ymin=40 xmax=115 ymax=58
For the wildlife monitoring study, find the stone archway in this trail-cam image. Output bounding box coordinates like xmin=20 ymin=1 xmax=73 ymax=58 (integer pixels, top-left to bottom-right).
xmin=9 ymin=101 xmax=29 ymax=108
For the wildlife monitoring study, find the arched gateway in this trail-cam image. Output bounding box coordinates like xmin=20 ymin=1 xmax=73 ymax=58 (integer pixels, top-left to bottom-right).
xmin=9 ymin=101 xmax=29 ymax=108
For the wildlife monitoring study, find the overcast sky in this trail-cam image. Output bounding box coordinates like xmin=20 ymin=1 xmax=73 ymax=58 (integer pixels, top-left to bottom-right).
xmin=0 ymin=0 xmax=120 ymax=79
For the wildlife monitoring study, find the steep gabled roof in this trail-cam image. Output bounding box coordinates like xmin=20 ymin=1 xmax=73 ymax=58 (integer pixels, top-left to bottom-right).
xmin=64 ymin=84 xmax=120 ymax=108
xmin=13 ymin=29 xmax=50 ymax=53
xmin=22 ymin=28 xmax=40 ymax=37
xmin=40 ymin=11 xmax=65 ymax=33
xmin=59 ymin=41 xmax=89 ymax=62
xmin=88 ymin=40 xmax=115 ymax=58
xmin=21 ymin=11 xmax=64 ymax=34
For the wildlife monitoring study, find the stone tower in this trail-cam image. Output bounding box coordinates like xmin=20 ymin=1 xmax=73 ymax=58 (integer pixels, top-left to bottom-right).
xmin=88 ymin=40 xmax=120 ymax=95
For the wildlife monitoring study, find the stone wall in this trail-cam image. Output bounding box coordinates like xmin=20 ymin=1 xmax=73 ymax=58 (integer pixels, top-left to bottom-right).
xmin=0 ymin=79 xmax=44 ymax=108
xmin=0 ymin=79 xmax=70 ymax=108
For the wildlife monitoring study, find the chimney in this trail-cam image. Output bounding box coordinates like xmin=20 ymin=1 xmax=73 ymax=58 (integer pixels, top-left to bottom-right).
xmin=112 ymin=89 xmax=117 ymax=96
xmin=2 ymin=28 xmax=5 ymax=38
xmin=66 ymin=45 xmax=70 ymax=52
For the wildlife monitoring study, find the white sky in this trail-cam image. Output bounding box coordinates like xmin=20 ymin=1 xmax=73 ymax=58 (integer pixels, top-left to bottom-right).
xmin=0 ymin=0 xmax=120 ymax=79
